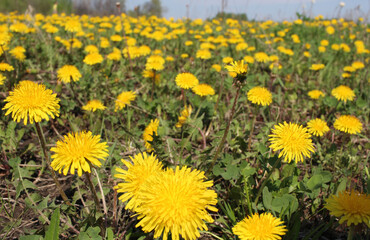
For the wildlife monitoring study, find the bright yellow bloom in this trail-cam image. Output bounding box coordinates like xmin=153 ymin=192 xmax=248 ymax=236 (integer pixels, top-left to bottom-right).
xmin=50 ymin=131 xmax=109 ymax=176
xmin=84 ymin=45 xmax=99 ymax=54
xmin=176 ymin=105 xmax=192 ymax=128
xmin=115 ymin=91 xmax=136 ymax=111
xmin=343 ymin=66 xmax=355 ymax=72
xmin=114 ymin=152 xmax=163 ymax=211
xmin=247 ymin=86 xmax=272 ymax=106
xmin=325 ymin=190 xmax=370 ymax=227
xmin=225 ymin=60 xmax=248 ymax=76
xmin=233 ymin=212 xmax=287 ymax=240
xmin=211 ymin=64 xmax=221 ymax=72
xmin=326 ymin=26 xmax=335 ymax=34
xmin=143 ymin=119 xmax=159 ymax=151
xmin=175 ymin=73 xmax=199 ymax=89
xmin=254 ymin=52 xmax=269 ymax=63
xmin=334 ymin=115 xmax=362 ymax=134
xmin=331 ymin=85 xmax=355 ymax=102
xmin=65 ymin=19 xmax=82 ymax=33
xmin=146 ymin=55 xmax=165 ymax=71
xmin=196 ymin=49 xmax=212 ymax=60
xmin=310 ymin=64 xmax=325 ymax=71
xmin=307 ymin=118 xmax=330 ymax=137
xmin=9 ymin=46 xmax=26 ymax=61
xmin=352 ymin=61 xmax=364 ymax=70
xmin=192 ymin=84 xmax=215 ymax=96
xmin=222 ymin=57 xmax=234 ymax=64
xmin=82 ymin=100 xmax=106 ymax=112
xmin=83 ymin=52 xmax=103 ymax=65
xmin=3 ymin=81 xmax=60 ymax=125
xmin=142 ymin=69 xmax=161 ymax=85
xmin=0 ymin=73 xmax=6 ymax=85
xmin=269 ymin=122 xmax=315 ymax=163
xmin=57 ymin=65 xmax=81 ymax=83
xmin=243 ymin=56 xmax=255 ymax=64
xmin=0 ymin=63 xmax=14 ymax=72
xmin=135 ymin=166 xmax=218 ymax=240
xmin=308 ymin=90 xmax=325 ymax=99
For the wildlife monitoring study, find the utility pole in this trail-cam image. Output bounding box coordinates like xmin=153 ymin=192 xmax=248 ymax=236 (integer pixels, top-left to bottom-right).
xmin=186 ymin=4 xmax=189 ymax=19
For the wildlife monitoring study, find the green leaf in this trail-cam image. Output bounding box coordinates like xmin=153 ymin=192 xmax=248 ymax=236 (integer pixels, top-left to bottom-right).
xmin=45 ymin=208 xmax=60 ymax=240
xmin=19 ymin=236 xmax=43 ymax=240
xmin=221 ymin=164 xmax=238 ymax=180
xmin=79 ymin=226 xmax=102 ymax=240
xmin=106 ymin=228 xmax=114 ymax=240
xmin=262 ymin=187 xmax=272 ymax=210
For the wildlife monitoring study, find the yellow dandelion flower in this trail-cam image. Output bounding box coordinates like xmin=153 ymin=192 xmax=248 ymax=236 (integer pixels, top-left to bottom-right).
xmin=325 ymin=190 xmax=370 ymax=227
xmin=225 ymin=60 xmax=248 ymax=76
xmin=84 ymin=45 xmax=99 ymax=54
xmin=83 ymin=52 xmax=103 ymax=65
xmin=65 ymin=19 xmax=82 ymax=33
xmin=176 ymin=105 xmax=192 ymax=128
xmin=196 ymin=49 xmax=212 ymax=60
xmin=57 ymin=65 xmax=81 ymax=83
xmin=247 ymin=86 xmax=272 ymax=106
xmin=243 ymin=56 xmax=255 ymax=64
xmin=334 ymin=115 xmax=362 ymax=134
xmin=308 ymin=90 xmax=325 ymax=99
xmin=181 ymin=53 xmax=188 ymax=58
xmin=143 ymin=119 xmax=159 ymax=151
xmin=352 ymin=61 xmax=364 ymax=70
xmin=114 ymin=152 xmax=163 ymax=211
xmin=307 ymin=118 xmax=330 ymax=136
xmin=269 ymin=122 xmax=315 ymax=163
xmin=146 ymin=55 xmax=165 ymax=71
xmin=222 ymin=57 xmax=234 ymax=64
xmin=142 ymin=69 xmax=160 ymax=85
xmin=331 ymin=85 xmax=355 ymax=103
xmin=326 ymin=26 xmax=335 ymax=35
xmin=82 ymin=100 xmax=106 ymax=112
xmin=0 ymin=31 xmax=11 ymax=46
xmin=342 ymin=73 xmax=351 ymax=78
xmin=0 ymin=63 xmax=14 ymax=72
xmin=254 ymin=52 xmax=269 ymax=63
xmin=3 ymin=80 xmax=60 ymax=125
xmin=310 ymin=64 xmax=325 ymax=71
xmin=232 ymin=212 xmax=287 ymax=240
xmin=0 ymin=73 xmax=6 ymax=85
xmin=50 ymin=131 xmax=109 ymax=176
xmin=175 ymin=73 xmax=199 ymax=89
xmin=343 ymin=66 xmax=356 ymax=72
xmin=115 ymin=91 xmax=136 ymax=111
xmin=135 ymin=166 xmax=218 ymax=240
xmin=9 ymin=46 xmax=26 ymax=61
xmin=192 ymin=84 xmax=215 ymax=97
xmin=212 ymin=64 xmax=221 ymax=72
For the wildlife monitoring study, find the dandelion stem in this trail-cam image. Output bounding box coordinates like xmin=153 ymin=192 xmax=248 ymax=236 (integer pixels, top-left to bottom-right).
xmin=84 ymin=170 xmax=102 ymax=213
xmin=247 ymin=106 xmax=259 ymax=151
xmin=243 ymin=177 xmax=253 ymax=216
xmin=207 ymin=86 xmax=241 ymax=175
xmin=347 ymin=225 xmax=355 ymax=240
xmin=253 ymin=157 xmax=282 ymax=206
xmin=35 ymin=122 xmax=71 ymax=206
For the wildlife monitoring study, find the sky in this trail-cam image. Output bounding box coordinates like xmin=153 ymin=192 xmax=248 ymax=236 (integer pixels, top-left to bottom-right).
xmin=126 ymin=0 xmax=370 ymax=21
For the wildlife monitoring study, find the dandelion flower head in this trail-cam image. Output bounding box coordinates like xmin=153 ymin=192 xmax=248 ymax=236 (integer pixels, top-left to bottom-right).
xmin=225 ymin=60 xmax=248 ymax=78
xmin=82 ymin=100 xmax=106 ymax=112
xmin=3 ymin=80 xmax=60 ymax=125
xmin=254 ymin=52 xmax=270 ymax=63
xmin=308 ymin=90 xmax=325 ymax=99
xmin=83 ymin=52 xmax=104 ymax=65
xmin=269 ymin=122 xmax=315 ymax=163
xmin=232 ymin=212 xmax=287 ymax=240
xmin=114 ymin=152 xmax=163 ymax=211
xmin=334 ymin=115 xmax=362 ymax=134
xmin=331 ymin=85 xmax=355 ymax=103
xmin=0 ymin=63 xmax=14 ymax=72
xmin=143 ymin=119 xmax=159 ymax=151
xmin=307 ymin=118 xmax=330 ymax=137
xmin=115 ymin=91 xmax=136 ymax=111
xmin=192 ymin=84 xmax=215 ymax=97
xmin=50 ymin=131 xmax=109 ymax=176
xmin=57 ymin=65 xmax=81 ymax=83
xmin=0 ymin=73 xmax=6 ymax=85
xmin=247 ymin=86 xmax=272 ymax=106
xmin=135 ymin=166 xmax=218 ymax=240
xmin=175 ymin=73 xmax=199 ymax=89
xmin=310 ymin=64 xmax=325 ymax=71
xmin=146 ymin=55 xmax=165 ymax=71
xmin=65 ymin=19 xmax=82 ymax=33
xmin=176 ymin=105 xmax=192 ymax=128
xmin=325 ymin=190 xmax=370 ymax=227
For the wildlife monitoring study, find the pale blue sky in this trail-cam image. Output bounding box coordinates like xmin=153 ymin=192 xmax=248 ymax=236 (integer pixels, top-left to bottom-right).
xmin=126 ymin=0 xmax=370 ymax=21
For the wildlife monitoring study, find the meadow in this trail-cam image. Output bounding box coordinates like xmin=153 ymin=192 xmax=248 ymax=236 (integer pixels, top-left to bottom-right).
xmin=0 ymin=11 xmax=369 ymax=240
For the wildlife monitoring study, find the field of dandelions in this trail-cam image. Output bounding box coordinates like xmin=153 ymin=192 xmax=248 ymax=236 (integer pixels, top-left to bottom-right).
xmin=0 ymin=12 xmax=369 ymax=240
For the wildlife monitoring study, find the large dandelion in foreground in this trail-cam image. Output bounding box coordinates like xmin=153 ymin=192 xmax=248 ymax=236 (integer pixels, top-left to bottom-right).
xmin=232 ymin=212 xmax=287 ymax=240
xmin=135 ymin=166 xmax=218 ymax=240
xmin=50 ymin=131 xmax=109 ymax=176
xmin=269 ymin=122 xmax=315 ymax=163
xmin=3 ymin=80 xmax=60 ymax=125
xmin=325 ymin=190 xmax=370 ymax=227
xmin=114 ymin=152 xmax=163 ymax=211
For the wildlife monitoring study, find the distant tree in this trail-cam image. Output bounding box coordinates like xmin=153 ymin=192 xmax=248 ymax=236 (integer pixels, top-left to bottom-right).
xmin=73 ymin=0 xmax=126 ymax=16
xmin=142 ymin=0 xmax=163 ymax=17
xmin=213 ymin=12 xmax=248 ymax=21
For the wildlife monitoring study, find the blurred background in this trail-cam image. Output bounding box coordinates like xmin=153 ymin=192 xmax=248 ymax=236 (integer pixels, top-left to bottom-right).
xmin=0 ymin=0 xmax=368 ymax=21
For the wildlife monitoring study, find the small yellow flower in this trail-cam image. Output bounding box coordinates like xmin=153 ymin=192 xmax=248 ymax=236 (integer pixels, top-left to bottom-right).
xmin=334 ymin=115 xmax=362 ymax=134
xmin=254 ymin=52 xmax=269 ymax=63
xmin=176 ymin=105 xmax=192 ymax=128
xmin=83 ymin=52 xmax=103 ymax=65
xmin=310 ymin=64 xmax=325 ymax=71
xmin=211 ymin=64 xmax=221 ymax=72
xmin=247 ymin=86 xmax=272 ymax=106
xmin=0 ymin=63 xmax=14 ymax=72
xmin=225 ymin=60 xmax=248 ymax=76
xmin=65 ymin=19 xmax=82 ymax=33
xmin=9 ymin=46 xmax=26 ymax=61
xmin=308 ymin=90 xmax=325 ymax=99
xmin=50 ymin=131 xmax=109 ymax=176
xmin=0 ymin=73 xmax=6 ymax=85
xmin=307 ymin=118 xmax=330 ymax=136
xmin=192 ymin=84 xmax=215 ymax=97
xmin=175 ymin=73 xmax=199 ymax=89
xmin=331 ymin=85 xmax=355 ymax=102
xmin=196 ymin=49 xmax=212 ymax=60
xmin=143 ymin=119 xmax=159 ymax=151
xmin=115 ymin=91 xmax=136 ymax=111
xmin=82 ymin=100 xmax=106 ymax=112
xmin=146 ymin=55 xmax=165 ymax=71
xmin=57 ymin=65 xmax=81 ymax=83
